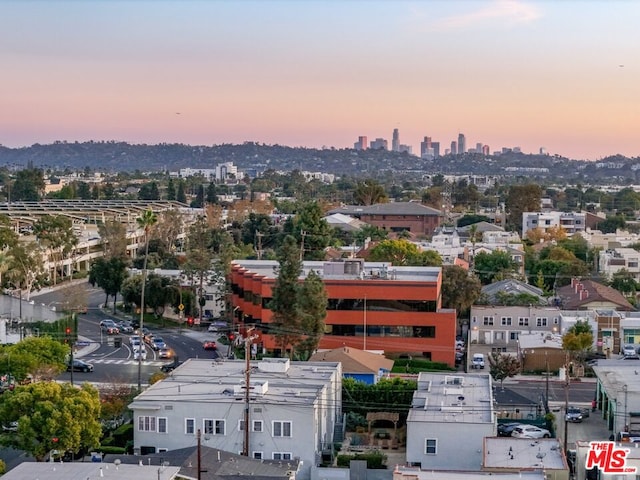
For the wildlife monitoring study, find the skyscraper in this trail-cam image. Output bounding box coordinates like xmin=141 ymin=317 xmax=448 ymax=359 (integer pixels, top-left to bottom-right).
xmin=432 ymin=142 xmax=440 ymax=158
xmin=354 ymin=136 xmax=368 ymax=150
xmin=392 ymin=128 xmax=400 ymax=152
xmin=450 ymin=141 xmax=457 ymax=155
xmin=420 ymin=136 xmax=432 ymax=158
xmin=458 ymin=133 xmax=466 ymax=154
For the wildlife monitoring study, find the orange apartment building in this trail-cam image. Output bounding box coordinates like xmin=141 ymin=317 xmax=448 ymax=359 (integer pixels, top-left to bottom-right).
xmin=230 ymin=258 xmax=457 ymax=365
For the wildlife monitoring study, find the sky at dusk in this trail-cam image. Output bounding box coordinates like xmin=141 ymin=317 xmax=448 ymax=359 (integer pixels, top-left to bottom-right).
xmin=1 ymin=0 xmax=638 ymax=161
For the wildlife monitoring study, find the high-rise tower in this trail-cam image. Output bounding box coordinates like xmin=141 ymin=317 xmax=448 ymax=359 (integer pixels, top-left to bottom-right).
xmin=392 ymin=128 xmax=400 ymax=152
xmin=458 ymin=133 xmax=466 ymax=154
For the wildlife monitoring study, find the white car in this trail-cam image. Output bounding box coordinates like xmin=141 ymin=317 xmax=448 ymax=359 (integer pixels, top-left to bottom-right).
xmin=511 ymin=425 xmax=551 ymax=439
xmin=129 ymin=336 xmax=141 ymax=347
xmin=622 ymin=344 xmax=637 ymax=357
xmin=133 ymin=348 xmax=147 ymax=361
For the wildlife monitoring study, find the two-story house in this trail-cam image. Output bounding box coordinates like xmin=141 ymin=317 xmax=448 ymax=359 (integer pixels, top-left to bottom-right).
xmin=129 ymin=358 xmax=342 ymax=479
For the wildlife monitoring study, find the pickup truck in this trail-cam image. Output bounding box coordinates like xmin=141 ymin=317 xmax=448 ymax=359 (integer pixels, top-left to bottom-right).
xmin=471 ymin=353 xmax=485 ymax=369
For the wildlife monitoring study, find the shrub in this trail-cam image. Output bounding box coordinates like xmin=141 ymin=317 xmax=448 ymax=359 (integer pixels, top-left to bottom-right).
xmin=99 ymin=446 xmax=126 ymax=455
xmin=112 ymin=423 xmax=133 ymax=447
xmin=336 ymin=451 xmax=387 ymax=469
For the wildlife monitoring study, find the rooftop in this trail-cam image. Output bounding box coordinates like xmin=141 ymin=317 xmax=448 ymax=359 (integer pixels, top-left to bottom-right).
xmin=0 ymin=462 xmax=181 ymax=480
xmin=407 ymin=372 xmax=493 ymax=424
xmin=329 ymin=202 xmax=441 ymax=217
xmin=233 ymin=259 xmax=441 ymax=283
xmin=483 ymin=437 xmax=567 ymax=470
xmin=131 ymin=358 xmax=341 ymax=406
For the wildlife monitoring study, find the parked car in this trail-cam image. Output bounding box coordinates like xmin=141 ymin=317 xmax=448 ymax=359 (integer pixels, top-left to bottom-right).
xmin=471 ymin=353 xmax=485 ymax=369
xmin=511 ymin=425 xmax=551 ymax=438
xmin=497 ymin=422 xmax=522 ymax=437
xmin=622 ymin=344 xmax=636 ymax=356
xmin=623 ymin=354 xmax=640 ymax=360
xmin=151 ymin=337 xmax=166 ymax=351
xmin=566 ymin=406 xmax=583 ymax=423
xmin=203 ymin=340 xmax=217 ymax=350
xmin=67 ymin=359 xmax=94 ymax=373
xmin=129 ymin=336 xmax=141 ymax=347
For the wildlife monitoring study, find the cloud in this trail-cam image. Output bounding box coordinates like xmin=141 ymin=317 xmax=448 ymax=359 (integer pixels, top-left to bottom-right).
xmin=431 ymin=0 xmax=542 ymax=31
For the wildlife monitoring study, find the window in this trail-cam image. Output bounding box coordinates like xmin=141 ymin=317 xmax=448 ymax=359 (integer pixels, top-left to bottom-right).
xmin=185 ymin=418 xmax=195 ymax=435
xmin=510 ymin=332 xmax=519 ymax=341
xmin=501 ymin=317 xmax=512 ymax=326
xmin=536 ymin=317 xmax=548 ymax=327
xmin=483 ymin=316 xmax=494 ymax=326
xmin=273 ymin=452 xmax=292 ymax=460
xmin=494 ymin=331 xmax=504 ymax=341
xmin=253 ymin=420 xmax=263 ymax=432
xmin=253 ymin=452 xmax=263 ymax=460
xmin=238 ymin=420 xmax=245 ymax=432
xmin=138 ymin=416 xmax=157 ymax=432
xmin=519 ymin=317 xmax=529 ymax=326
xmin=204 ymin=419 xmax=226 ymax=435
xmin=425 ymin=438 xmax=437 ymax=454
xmin=554 ymin=317 xmax=559 ymax=324
xmin=273 ymin=421 xmax=292 ymax=437
xmin=158 ymin=417 xmax=167 ymax=434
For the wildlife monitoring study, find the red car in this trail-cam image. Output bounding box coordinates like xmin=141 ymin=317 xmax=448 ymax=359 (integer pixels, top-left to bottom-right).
xmin=203 ymin=340 xmax=217 ymax=351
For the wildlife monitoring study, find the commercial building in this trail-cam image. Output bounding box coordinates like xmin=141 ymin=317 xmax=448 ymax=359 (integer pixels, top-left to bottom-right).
xmin=129 ymin=358 xmax=341 ymax=479
xmin=230 ymin=259 xmax=457 ymax=364
xmin=521 ymin=211 xmax=587 ymax=238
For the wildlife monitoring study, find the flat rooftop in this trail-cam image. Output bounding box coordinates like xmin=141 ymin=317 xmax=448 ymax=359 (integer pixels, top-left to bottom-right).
xmin=233 ymin=260 xmax=441 ymax=283
xmin=483 ymin=437 xmax=567 ymax=470
xmin=131 ymin=358 xmax=340 ymax=406
xmin=407 ymin=372 xmax=493 ymax=424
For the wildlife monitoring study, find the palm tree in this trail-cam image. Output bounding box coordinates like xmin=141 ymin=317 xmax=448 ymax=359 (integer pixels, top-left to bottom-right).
xmin=136 ymin=209 xmax=158 ymax=390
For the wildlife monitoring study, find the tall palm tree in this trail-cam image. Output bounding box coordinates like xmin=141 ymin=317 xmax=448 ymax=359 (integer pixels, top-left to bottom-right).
xmin=136 ymin=209 xmax=158 ymax=390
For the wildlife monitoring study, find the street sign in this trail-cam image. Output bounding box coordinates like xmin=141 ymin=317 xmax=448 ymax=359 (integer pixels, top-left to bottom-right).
xmin=178 ymin=304 xmax=184 ymax=311
xmin=76 ymin=341 xmax=90 ymax=347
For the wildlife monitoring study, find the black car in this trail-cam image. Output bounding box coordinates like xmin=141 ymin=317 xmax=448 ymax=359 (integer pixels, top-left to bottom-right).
xmin=67 ymin=359 xmax=94 ymax=372
xmin=497 ymin=422 xmax=522 ymax=437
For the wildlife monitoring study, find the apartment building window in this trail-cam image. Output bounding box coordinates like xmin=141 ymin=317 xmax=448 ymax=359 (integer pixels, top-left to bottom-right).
xmin=253 ymin=452 xmax=263 ymax=460
xmin=501 ymin=317 xmax=512 ymax=326
xmin=273 ymin=453 xmax=292 ymax=460
xmin=425 ymin=438 xmax=437 ymax=454
xmin=536 ymin=317 xmax=548 ymax=327
xmin=554 ymin=317 xmax=559 ymax=325
xmin=158 ymin=417 xmax=167 ymax=434
xmin=238 ymin=420 xmax=245 ymax=432
xmin=273 ymin=421 xmax=292 ymax=437
xmin=253 ymin=420 xmax=263 ymax=432
xmin=204 ymin=419 xmax=226 ymax=435
xmin=494 ymin=332 xmax=504 ymax=341
xmin=138 ymin=416 xmax=157 ymax=432
xmin=510 ymin=332 xmax=519 ymax=341
xmin=185 ymin=418 xmax=195 ymax=435
xmin=519 ymin=317 xmax=529 ymax=326
xmin=483 ymin=316 xmax=494 ymax=326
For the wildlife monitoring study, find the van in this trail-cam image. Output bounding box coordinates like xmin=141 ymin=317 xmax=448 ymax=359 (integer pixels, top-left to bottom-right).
xmin=472 ymin=353 xmax=485 ymax=369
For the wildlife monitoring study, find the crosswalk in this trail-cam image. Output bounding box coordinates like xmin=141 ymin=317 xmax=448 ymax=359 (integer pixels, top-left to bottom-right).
xmin=85 ymin=358 xmax=167 ymax=367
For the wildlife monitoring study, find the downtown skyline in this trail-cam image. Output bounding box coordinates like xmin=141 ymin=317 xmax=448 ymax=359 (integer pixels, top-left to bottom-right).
xmin=1 ymin=0 xmax=639 ymax=161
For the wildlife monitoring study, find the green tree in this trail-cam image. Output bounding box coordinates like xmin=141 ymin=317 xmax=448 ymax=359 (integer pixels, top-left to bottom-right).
xmin=89 ymin=257 xmax=129 ymax=313
xmin=32 ymin=215 xmax=78 ymax=285
xmin=488 ymin=352 xmax=521 ymax=389
xmin=473 ymin=250 xmax=519 ymax=284
xmin=369 ymin=239 xmax=442 ymax=266
xmin=145 ymin=273 xmax=178 ymax=318
xmin=0 ymin=337 xmax=69 ymax=382
xmin=269 ymin=236 xmax=303 ymax=357
xmin=0 ymin=214 xmax=18 ymax=250
xmin=166 ymin=178 xmax=176 ymax=201
xmin=296 ymin=269 xmax=327 ymax=359
xmin=596 ymin=214 xmax=626 ymax=234
xmin=0 ymin=382 xmax=101 ymax=461
xmin=354 ymin=179 xmax=388 ymax=206
xmin=609 ymin=268 xmax=638 ymax=295
xmin=457 ymin=214 xmax=490 ymax=228
xmin=191 ymin=184 xmax=205 ymax=208
xmin=506 ymin=184 xmax=542 ymax=233
xmin=176 ymin=180 xmax=187 ymax=203
xmin=206 ymin=182 xmax=218 ymax=204
xmin=138 ymin=182 xmax=160 ymax=200
xmin=441 ymin=266 xmax=481 ymax=317
xmin=7 ymin=242 xmax=45 ymax=300
xmin=98 ymin=219 xmax=128 ymax=260
xmin=562 ymin=320 xmax=594 ymax=362
xmin=354 ymin=224 xmax=388 ymax=245
xmin=183 ymin=216 xmax=213 ymax=324
xmin=11 ymin=168 xmax=45 ymax=201
xmin=292 ymin=202 xmax=332 ymax=261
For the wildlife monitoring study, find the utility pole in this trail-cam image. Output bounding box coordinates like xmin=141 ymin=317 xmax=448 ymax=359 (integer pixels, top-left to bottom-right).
xmin=563 ymin=351 xmax=570 ymax=454
xmin=242 ymin=327 xmax=257 ymax=457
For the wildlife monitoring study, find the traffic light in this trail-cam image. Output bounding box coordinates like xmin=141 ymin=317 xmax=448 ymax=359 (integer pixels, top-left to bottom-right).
xmin=228 ymin=333 xmax=235 ymax=342
xmin=65 ymin=327 xmax=71 ymax=335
